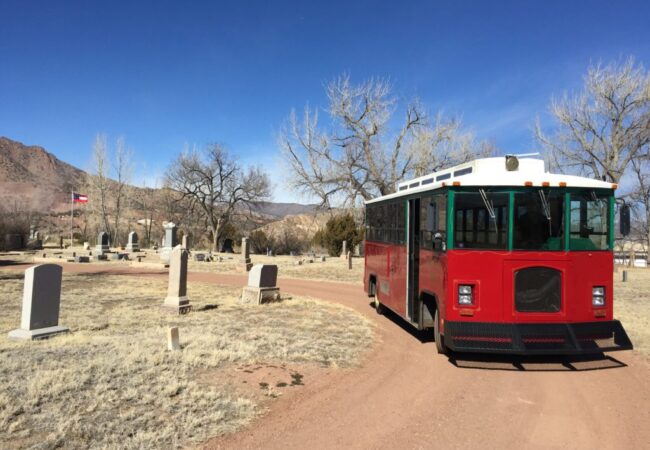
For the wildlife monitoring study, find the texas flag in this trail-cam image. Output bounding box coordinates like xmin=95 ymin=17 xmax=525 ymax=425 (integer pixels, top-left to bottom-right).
xmin=72 ymin=192 xmax=88 ymax=203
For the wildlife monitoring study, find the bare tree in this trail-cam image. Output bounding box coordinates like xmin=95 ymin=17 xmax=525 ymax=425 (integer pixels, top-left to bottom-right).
xmin=86 ymin=134 xmax=113 ymax=241
xmin=535 ymin=58 xmax=650 ymax=183
xmin=630 ymin=150 xmax=650 ymax=248
xmin=280 ymin=74 xmax=490 ymax=207
xmin=111 ymin=137 xmax=131 ymax=246
xmin=85 ymin=134 xmax=133 ymax=246
xmin=166 ymin=144 xmax=271 ymax=252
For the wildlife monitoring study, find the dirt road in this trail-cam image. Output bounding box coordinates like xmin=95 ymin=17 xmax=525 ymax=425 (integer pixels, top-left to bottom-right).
xmin=5 ymin=262 xmax=650 ymax=449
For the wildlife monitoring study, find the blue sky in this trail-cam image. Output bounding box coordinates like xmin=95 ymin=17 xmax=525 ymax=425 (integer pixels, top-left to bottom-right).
xmin=1 ymin=1 xmax=649 ymax=202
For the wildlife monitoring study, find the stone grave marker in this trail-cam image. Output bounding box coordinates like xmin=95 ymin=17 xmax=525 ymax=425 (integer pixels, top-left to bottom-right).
xmin=75 ymin=256 xmax=90 ymax=263
xmin=167 ymin=327 xmax=181 ymax=351
xmin=347 ymin=251 xmax=352 ymax=270
xmin=321 ymin=256 xmax=327 ymax=262
xmin=181 ymin=235 xmax=190 ymax=250
xmin=163 ymin=246 xmax=191 ymax=313
xmin=96 ymin=231 xmax=109 ymax=255
xmin=340 ymin=240 xmax=347 ymax=259
xmin=125 ymin=231 xmax=139 ymax=252
xmin=8 ymin=264 xmax=69 ymax=340
xmin=194 ymin=253 xmax=205 ymax=262
xmin=240 ymin=264 xmax=281 ymax=304
xmin=160 ymin=223 xmax=178 ymax=263
xmin=83 ymin=242 xmax=90 ymax=250
xmin=240 ymin=237 xmax=253 ymax=272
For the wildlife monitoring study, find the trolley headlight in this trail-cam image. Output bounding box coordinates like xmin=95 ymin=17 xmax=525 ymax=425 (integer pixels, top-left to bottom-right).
xmin=592 ymin=286 xmax=605 ymax=307
xmin=458 ymin=285 xmax=473 ymax=305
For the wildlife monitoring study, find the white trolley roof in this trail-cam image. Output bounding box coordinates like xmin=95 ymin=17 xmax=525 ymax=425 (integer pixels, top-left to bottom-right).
xmin=366 ymin=156 xmax=617 ymax=205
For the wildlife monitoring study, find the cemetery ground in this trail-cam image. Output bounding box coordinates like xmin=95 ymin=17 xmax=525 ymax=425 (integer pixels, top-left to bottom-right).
xmin=1 ymin=253 xmax=650 ymax=449
xmin=0 ymin=264 xmax=373 ymax=449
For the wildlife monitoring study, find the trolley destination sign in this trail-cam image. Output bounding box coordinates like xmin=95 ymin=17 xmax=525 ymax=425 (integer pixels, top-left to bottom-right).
xmin=364 ymin=155 xmax=633 ymax=355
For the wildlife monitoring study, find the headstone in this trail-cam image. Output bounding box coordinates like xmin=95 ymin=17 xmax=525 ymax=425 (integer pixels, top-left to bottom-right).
xmin=240 ymin=264 xmax=281 ymax=304
xmin=266 ymin=248 xmax=273 ymax=256
xmin=4 ymin=234 xmax=24 ymax=251
xmin=110 ymin=253 xmax=121 ymax=260
xmin=96 ymin=231 xmax=109 ymax=255
xmin=8 ymin=264 xmax=69 ymax=340
xmin=321 ymin=256 xmax=327 ymax=262
xmin=194 ymin=253 xmax=205 ymax=262
xmin=160 ymin=223 xmax=178 ymax=263
xmin=83 ymin=242 xmax=90 ymax=250
xmin=354 ymin=243 xmax=362 ymax=257
xmin=240 ymin=237 xmax=253 ymax=272
xmin=95 ymin=254 xmax=108 ymax=261
xmin=294 ymin=260 xmax=303 ymax=266
xmin=59 ymin=236 xmax=64 ymax=249
xmin=220 ymin=238 xmax=234 ymax=253
xmin=340 ymin=240 xmax=347 ymax=259
xmin=347 ymin=251 xmax=352 ymax=270
xmin=163 ymin=246 xmax=191 ymax=313
xmin=167 ymin=327 xmax=181 ymax=351
xmin=181 ymin=235 xmax=190 ymax=251
xmin=125 ymin=231 xmax=140 ymax=252
xmin=75 ymin=256 xmax=90 ymax=263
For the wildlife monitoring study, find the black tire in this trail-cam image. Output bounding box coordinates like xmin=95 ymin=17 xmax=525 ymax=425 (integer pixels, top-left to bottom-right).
xmin=434 ymin=308 xmax=447 ymax=354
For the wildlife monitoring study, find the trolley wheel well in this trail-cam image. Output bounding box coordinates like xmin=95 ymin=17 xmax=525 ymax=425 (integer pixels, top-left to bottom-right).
xmin=419 ymin=292 xmax=437 ymax=329
xmin=368 ymin=275 xmax=377 ymax=297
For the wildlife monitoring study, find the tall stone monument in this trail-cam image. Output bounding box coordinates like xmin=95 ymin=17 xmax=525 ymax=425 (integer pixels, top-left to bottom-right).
xmin=125 ymin=231 xmax=139 ymax=252
xmin=240 ymin=264 xmax=281 ymax=304
xmin=340 ymin=240 xmax=348 ymax=259
xmin=8 ymin=264 xmax=69 ymax=340
xmin=160 ymin=223 xmax=178 ymax=263
xmin=163 ymin=246 xmax=191 ymax=313
xmin=181 ymin=234 xmax=190 ymax=251
xmin=96 ymin=231 xmax=109 ymax=255
xmin=240 ymin=237 xmax=253 ymax=272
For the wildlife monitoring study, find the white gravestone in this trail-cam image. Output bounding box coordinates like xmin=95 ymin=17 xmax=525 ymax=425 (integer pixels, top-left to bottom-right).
xmin=240 ymin=264 xmax=281 ymax=304
xmin=125 ymin=231 xmax=139 ymax=252
xmin=96 ymin=231 xmax=109 ymax=255
xmin=163 ymin=246 xmax=191 ymax=313
xmin=8 ymin=264 xmax=69 ymax=340
xmin=340 ymin=240 xmax=348 ymax=259
xmin=167 ymin=326 xmax=181 ymax=351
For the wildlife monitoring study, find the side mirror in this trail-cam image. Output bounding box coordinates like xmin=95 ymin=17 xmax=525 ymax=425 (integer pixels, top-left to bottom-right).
xmin=620 ymin=204 xmax=631 ymax=236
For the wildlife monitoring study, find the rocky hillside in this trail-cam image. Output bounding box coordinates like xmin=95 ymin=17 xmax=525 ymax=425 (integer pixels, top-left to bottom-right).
xmin=255 ymin=211 xmax=331 ymax=242
xmin=0 ymin=137 xmax=86 ymax=211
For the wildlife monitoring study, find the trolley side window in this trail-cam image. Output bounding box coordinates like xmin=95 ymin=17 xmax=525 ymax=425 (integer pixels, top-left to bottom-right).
xmin=569 ymin=190 xmax=610 ymax=250
xmin=366 ymin=201 xmax=405 ymax=244
xmin=420 ymin=194 xmax=447 ymax=250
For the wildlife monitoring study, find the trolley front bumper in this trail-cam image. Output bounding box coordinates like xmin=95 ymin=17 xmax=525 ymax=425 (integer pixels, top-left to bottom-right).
xmin=444 ymin=320 xmax=633 ymax=355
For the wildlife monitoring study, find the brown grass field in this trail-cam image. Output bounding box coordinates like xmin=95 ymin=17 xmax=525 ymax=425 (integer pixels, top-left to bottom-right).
xmin=613 ymin=267 xmax=650 ymax=358
xmin=0 ymin=271 xmax=373 ymax=449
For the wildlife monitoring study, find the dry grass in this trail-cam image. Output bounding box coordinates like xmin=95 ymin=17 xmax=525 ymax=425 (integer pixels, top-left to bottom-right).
xmin=0 ymin=272 xmax=373 ymax=449
xmin=6 ymin=248 xmax=365 ymax=285
xmin=185 ymin=252 xmax=364 ymax=285
xmin=614 ymin=267 xmax=650 ymax=359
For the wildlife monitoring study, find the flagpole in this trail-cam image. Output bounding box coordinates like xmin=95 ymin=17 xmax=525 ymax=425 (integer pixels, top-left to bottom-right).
xmin=70 ymin=189 xmax=74 ymax=248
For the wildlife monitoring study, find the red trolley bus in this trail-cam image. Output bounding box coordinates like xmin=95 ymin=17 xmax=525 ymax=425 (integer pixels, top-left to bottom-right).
xmin=364 ymin=156 xmax=633 ymax=355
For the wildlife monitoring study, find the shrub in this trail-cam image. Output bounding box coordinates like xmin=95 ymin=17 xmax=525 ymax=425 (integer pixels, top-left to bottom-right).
xmin=322 ymin=213 xmax=363 ymax=256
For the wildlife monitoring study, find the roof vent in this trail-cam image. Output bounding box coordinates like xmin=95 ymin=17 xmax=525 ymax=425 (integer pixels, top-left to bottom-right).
xmin=505 ymin=155 xmax=519 ymax=171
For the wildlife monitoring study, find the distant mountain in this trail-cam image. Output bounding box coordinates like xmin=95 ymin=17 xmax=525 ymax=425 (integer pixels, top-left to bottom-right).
xmin=252 ymin=202 xmax=321 ymax=218
xmin=0 ymin=136 xmax=321 ymax=219
xmin=0 ymin=136 xmax=85 ymax=211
